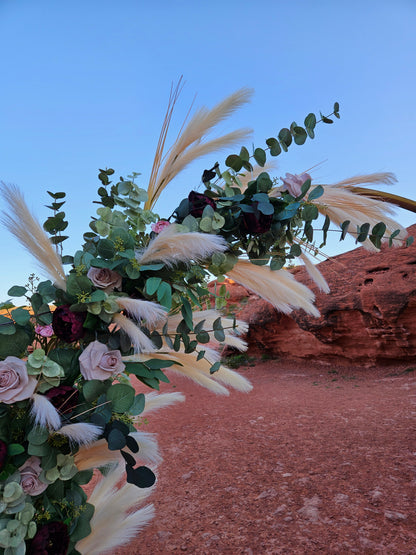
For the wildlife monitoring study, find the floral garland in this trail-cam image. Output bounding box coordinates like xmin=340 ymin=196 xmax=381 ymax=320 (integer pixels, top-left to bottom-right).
xmin=0 ymin=87 xmax=409 ymax=555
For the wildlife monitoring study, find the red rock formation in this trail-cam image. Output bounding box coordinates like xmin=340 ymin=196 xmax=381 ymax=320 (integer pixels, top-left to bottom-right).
xmin=224 ymin=224 xmax=416 ymax=366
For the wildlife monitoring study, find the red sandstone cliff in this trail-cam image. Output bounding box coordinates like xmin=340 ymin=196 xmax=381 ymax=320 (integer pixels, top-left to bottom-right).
xmin=225 ymin=224 xmax=416 ymax=366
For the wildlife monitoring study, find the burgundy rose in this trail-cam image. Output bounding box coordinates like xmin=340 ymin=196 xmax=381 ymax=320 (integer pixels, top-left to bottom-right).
xmin=0 ymin=439 xmax=7 ymax=472
xmin=241 ymin=202 xmax=273 ymax=235
xmin=45 ymin=386 xmax=79 ymax=413
xmin=52 ymin=305 xmax=86 ymax=343
xmin=28 ymin=521 xmax=69 ymax=555
xmin=188 ymin=191 xmax=217 ymax=217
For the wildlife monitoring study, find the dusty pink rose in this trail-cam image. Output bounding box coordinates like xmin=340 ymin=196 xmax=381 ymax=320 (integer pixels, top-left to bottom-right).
xmin=79 ymin=341 xmax=125 ymax=381
xmin=281 ymin=172 xmax=312 ymax=198
xmin=35 ymin=324 xmax=54 ymax=338
xmin=151 ymin=220 xmax=171 ymax=234
xmin=0 ymin=357 xmax=37 ymax=404
xmin=19 ymin=456 xmax=48 ymax=495
xmin=87 ymin=267 xmax=122 ymax=292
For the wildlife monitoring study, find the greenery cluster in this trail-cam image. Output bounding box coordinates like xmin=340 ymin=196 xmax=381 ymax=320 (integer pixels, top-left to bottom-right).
xmin=0 ymin=98 xmax=407 ymax=554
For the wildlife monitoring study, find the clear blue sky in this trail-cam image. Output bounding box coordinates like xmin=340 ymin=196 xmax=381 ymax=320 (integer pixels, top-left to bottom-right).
xmin=1 ymin=0 xmax=415 ymax=301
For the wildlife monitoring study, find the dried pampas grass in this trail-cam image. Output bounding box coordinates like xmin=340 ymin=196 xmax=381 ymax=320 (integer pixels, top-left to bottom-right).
xmin=116 ymin=298 xmax=166 ymax=327
xmin=227 ymin=260 xmax=319 ymax=316
xmin=0 ymin=183 xmax=66 ymax=289
xmin=145 ymin=87 xmax=253 ymax=209
xmin=56 ymin=423 xmax=103 ymax=446
xmin=316 ymin=185 xmax=407 ymax=250
xmin=298 ymin=251 xmax=330 ymax=293
xmin=76 ymin=463 xmax=155 ymax=555
xmin=126 ymin=350 xmax=252 ymax=395
xmin=137 ymin=224 xmax=227 ymax=267
xmin=31 ymin=393 xmax=61 ymax=430
xmin=141 ymin=391 xmax=186 ymax=415
xmin=112 ymin=313 xmax=156 ymax=353
xmin=75 ymin=431 xmax=162 ymax=471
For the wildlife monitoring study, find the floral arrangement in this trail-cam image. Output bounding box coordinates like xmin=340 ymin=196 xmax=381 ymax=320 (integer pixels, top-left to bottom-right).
xmin=0 ymin=84 xmax=410 ymax=554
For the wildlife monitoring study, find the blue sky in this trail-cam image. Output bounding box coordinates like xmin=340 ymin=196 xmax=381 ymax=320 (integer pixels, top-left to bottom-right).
xmin=1 ymin=0 xmax=415 ymax=300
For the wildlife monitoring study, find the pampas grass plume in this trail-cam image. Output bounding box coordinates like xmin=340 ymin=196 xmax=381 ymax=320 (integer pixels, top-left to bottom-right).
xmin=76 ymin=463 xmax=155 ymax=555
xmin=31 ymin=393 xmax=62 ymax=430
xmin=227 ymin=260 xmax=319 ymax=317
xmin=57 ymin=423 xmax=102 ymax=445
xmin=137 ymin=224 xmax=227 ymax=267
xmin=0 ymin=183 xmax=66 ymax=290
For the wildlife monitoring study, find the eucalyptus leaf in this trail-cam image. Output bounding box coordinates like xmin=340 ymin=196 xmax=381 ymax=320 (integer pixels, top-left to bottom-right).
xmin=308 ymin=185 xmax=324 ymax=201
xmin=7 ymin=286 xmax=27 ymax=297
xmin=253 ymin=148 xmax=266 ymax=167
xmin=146 ymin=277 xmax=162 ymax=296
xmin=107 ymin=383 xmax=135 ymax=412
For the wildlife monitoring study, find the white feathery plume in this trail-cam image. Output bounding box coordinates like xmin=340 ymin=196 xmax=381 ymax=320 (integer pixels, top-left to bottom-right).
xmin=124 ymin=351 xmax=230 ymax=395
xmin=75 ymin=431 xmax=162 ymax=471
xmin=145 ymin=88 xmax=253 ymax=209
xmin=142 ymin=391 xmax=186 ymax=415
xmin=137 ymin=224 xmax=227 ymax=267
xmin=129 ymin=431 xmax=163 ymax=465
xmin=197 ymin=347 xmax=253 ymax=392
xmin=227 ymin=260 xmax=319 ymax=317
xmin=31 ymin=393 xmax=61 ymax=430
xmin=330 ymin=172 xmax=397 ymax=188
xmin=76 ymin=463 xmax=155 ymax=555
xmin=298 ymin=251 xmax=330 ymax=293
xmin=126 ymin=350 xmax=252 ymax=394
xmin=56 ymin=423 xmax=103 ymax=445
xmin=0 ymin=183 xmax=66 ymax=290
xmin=221 ymin=333 xmax=248 ymax=351
xmin=116 ymin=298 xmax=166 ymax=327
xmin=315 ymin=185 xmax=407 ymax=250
xmin=112 ymin=313 xmax=156 ymax=353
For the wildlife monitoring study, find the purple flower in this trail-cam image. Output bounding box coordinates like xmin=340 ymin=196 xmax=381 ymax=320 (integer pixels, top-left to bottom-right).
xmin=35 ymin=325 xmax=54 ymax=338
xmin=19 ymin=456 xmax=48 ymax=496
xmin=281 ymin=172 xmax=311 ymax=198
xmin=28 ymin=521 xmax=69 ymax=555
xmin=87 ymin=267 xmax=122 ymax=292
xmin=188 ymin=191 xmax=217 ymax=217
xmin=0 ymin=357 xmax=37 ymax=404
xmin=52 ymin=305 xmax=86 ymax=343
xmin=241 ymin=202 xmax=273 ymax=235
xmin=79 ymin=341 xmax=125 ymax=381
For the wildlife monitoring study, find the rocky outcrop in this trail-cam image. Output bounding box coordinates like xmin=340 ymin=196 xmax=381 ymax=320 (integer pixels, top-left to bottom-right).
xmin=225 ymin=224 xmax=416 ymax=366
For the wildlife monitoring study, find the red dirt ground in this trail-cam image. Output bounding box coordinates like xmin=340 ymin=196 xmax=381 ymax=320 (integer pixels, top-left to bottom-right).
xmin=117 ymin=360 xmax=416 ymax=554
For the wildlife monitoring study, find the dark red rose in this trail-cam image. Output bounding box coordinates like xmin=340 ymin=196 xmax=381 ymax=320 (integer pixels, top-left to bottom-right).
xmin=28 ymin=521 xmax=69 ymax=555
xmin=0 ymin=440 xmax=7 ymax=471
xmin=241 ymin=202 xmax=273 ymax=235
xmin=188 ymin=191 xmax=217 ymax=217
xmin=52 ymin=305 xmax=86 ymax=343
xmin=45 ymin=386 xmax=79 ymax=414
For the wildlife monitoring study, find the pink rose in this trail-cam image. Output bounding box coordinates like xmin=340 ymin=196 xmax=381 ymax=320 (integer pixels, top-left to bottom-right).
xmin=79 ymin=341 xmax=125 ymax=381
xmin=151 ymin=220 xmax=171 ymax=234
xmin=281 ymin=172 xmax=312 ymax=198
xmin=19 ymin=456 xmax=48 ymax=495
xmin=0 ymin=357 xmax=37 ymax=404
xmin=35 ymin=324 xmax=54 ymax=338
xmin=87 ymin=267 xmax=122 ymax=292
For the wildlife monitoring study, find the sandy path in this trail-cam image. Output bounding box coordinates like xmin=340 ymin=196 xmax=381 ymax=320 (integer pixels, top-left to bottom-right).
xmin=117 ymin=360 xmax=416 ymax=554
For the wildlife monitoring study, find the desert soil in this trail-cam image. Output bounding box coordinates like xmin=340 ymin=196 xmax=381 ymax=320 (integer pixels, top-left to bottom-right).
xmin=117 ymin=360 xmax=416 ymax=554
